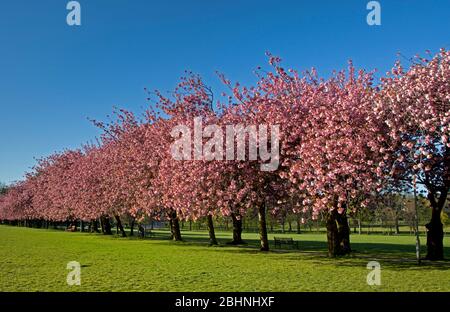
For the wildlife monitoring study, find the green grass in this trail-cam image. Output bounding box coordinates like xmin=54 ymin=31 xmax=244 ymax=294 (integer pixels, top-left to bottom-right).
xmin=0 ymin=225 xmax=449 ymax=292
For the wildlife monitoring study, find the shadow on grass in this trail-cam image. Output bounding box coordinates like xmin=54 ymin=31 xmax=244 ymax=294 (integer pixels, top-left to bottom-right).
xmin=135 ymin=230 xmax=450 ymax=269
xmin=26 ymin=225 xmax=448 ymax=270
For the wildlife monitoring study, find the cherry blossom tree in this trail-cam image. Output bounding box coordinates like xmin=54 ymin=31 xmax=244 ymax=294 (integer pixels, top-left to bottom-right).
xmin=1 ymin=50 xmax=447 ymax=260
xmin=377 ymin=49 xmax=450 ymax=260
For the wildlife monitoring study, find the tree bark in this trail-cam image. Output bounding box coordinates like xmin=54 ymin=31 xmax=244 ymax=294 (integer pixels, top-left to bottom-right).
xmin=425 ymin=190 xmax=446 ymax=260
xmin=207 ymin=215 xmax=218 ymax=245
xmin=130 ymin=217 xmax=135 ymax=236
xmin=114 ymin=215 xmax=127 ymax=237
xmin=258 ymin=202 xmax=269 ymax=251
xmin=296 ymin=217 xmax=301 ymax=234
xmin=426 ymin=146 xmax=450 ymax=260
xmin=229 ymin=213 xmax=244 ymax=244
xmin=168 ymin=209 xmax=182 ymax=241
xmin=100 ymin=218 xmax=105 ymax=233
xmin=91 ymin=219 xmax=100 ymax=233
xmin=326 ymin=210 xmax=341 ymax=257
xmin=336 ymin=210 xmax=351 ymax=254
xmin=395 ymin=217 xmax=400 ymax=234
xmin=101 ymin=216 xmax=112 ymax=235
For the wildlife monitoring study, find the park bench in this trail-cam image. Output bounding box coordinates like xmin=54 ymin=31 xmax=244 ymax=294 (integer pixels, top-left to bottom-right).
xmin=274 ymin=237 xmax=299 ymax=249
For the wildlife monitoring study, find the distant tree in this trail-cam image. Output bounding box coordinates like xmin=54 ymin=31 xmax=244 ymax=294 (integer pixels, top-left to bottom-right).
xmin=0 ymin=183 xmax=8 ymax=195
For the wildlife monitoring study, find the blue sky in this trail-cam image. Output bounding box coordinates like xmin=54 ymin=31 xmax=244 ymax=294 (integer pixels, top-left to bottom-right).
xmin=1 ymin=0 xmax=449 ymax=184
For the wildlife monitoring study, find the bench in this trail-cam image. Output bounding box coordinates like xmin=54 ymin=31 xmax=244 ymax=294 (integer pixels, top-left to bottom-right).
xmin=274 ymin=237 xmax=299 ymax=249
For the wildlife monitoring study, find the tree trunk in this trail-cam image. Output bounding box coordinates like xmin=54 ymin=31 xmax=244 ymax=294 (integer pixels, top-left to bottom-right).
xmin=296 ymin=217 xmax=301 ymax=234
xmin=207 ymin=215 xmax=218 ymax=245
xmin=395 ymin=217 xmax=400 ymax=234
xmin=258 ymin=202 xmax=269 ymax=251
xmin=426 ymin=146 xmax=450 ymax=260
xmin=425 ymin=190 xmax=446 ymax=260
xmin=91 ymin=219 xmax=100 ymax=233
xmin=168 ymin=209 xmax=182 ymax=241
xmin=130 ymin=217 xmax=135 ymax=236
xmin=114 ymin=215 xmax=127 ymax=237
xmin=229 ymin=213 xmax=244 ymax=244
xmin=101 ymin=216 xmax=112 ymax=235
xmin=100 ymin=218 xmax=105 ymax=233
xmin=326 ymin=210 xmax=341 ymax=257
xmin=336 ymin=210 xmax=351 ymax=254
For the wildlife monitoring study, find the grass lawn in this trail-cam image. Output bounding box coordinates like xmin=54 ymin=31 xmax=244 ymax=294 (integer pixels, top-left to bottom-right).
xmin=0 ymin=225 xmax=449 ymax=292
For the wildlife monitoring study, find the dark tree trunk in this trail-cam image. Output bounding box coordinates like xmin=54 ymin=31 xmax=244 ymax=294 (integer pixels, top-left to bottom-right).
xmin=130 ymin=217 xmax=135 ymax=236
xmin=168 ymin=209 xmax=182 ymax=241
xmin=100 ymin=218 xmax=105 ymax=233
xmin=91 ymin=219 xmax=100 ymax=233
xmin=394 ymin=216 xmax=400 ymax=234
xmin=336 ymin=211 xmax=351 ymax=254
xmin=425 ymin=190 xmax=447 ymax=260
xmin=288 ymin=220 xmax=292 ymax=233
xmin=229 ymin=213 xmax=244 ymax=244
xmin=326 ymin=210 xmax=341 ymax=257
xmin=114 ymin=215 xmax=127 ymax=237
xmin=426 ymin=146 xmax=450 ymax=260
xmin=207 ymin=215 xmax=218 ymax=245
xmin=296 ymin=217 xmax=301 ymax=234
xmin=80 ymin=220 xmax=84 ymax=232
xmin=101 ymin=216 xmax=112 ymax=235
xmin=258 ymin=202 xmax=269 ymax=251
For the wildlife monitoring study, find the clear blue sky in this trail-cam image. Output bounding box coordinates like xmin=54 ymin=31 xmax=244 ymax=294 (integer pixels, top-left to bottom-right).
xmin=1 ymin=0 xmax=449 ymax=184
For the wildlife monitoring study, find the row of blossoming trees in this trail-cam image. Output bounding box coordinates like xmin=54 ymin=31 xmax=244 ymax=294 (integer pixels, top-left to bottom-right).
xmin=0 ymin=50 xmax=449 ymax=259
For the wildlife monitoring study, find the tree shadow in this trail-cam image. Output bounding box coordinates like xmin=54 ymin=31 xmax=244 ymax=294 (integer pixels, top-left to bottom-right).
xmin=137 ymin=231 xmax=450 ymax=270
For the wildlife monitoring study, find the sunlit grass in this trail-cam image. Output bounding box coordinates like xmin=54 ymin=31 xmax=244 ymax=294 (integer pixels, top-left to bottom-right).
xmin=0 ymin=225 xmax=448 ymax=292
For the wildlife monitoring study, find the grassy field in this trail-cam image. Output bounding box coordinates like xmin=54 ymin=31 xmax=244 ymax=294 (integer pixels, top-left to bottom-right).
xmin=0 ymin=225 xmax=449 ymax=292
